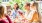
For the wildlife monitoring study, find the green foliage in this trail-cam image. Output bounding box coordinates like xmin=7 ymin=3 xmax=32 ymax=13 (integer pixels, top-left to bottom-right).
xmin=9 ymin=0 xmax=31 ymax=10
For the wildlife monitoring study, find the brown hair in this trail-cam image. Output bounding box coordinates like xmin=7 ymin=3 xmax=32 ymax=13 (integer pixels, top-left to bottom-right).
xmin=33 ymin=2 xmax=38 ymax=6
xmin=0 ymin=5 xmax=4 ymax=18
xmin=15 ymin=3 xmax=19 ymax=10
xmin=26 ymin=3 xmax=30 ymax=7
xmin=33 ymin=2 xmax=38 ymax=11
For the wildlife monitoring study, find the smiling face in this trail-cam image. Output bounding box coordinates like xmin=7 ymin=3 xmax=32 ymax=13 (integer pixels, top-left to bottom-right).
xmin=25 ymin=3 xmax=30 ymax=10
xmin=14 ymin=3 xmax=18 ymax=9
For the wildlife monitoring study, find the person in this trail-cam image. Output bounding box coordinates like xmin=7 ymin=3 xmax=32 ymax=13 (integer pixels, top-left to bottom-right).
xmin=0 ymin=5 xmax=12 ymax=23
xmin=12 ymin=3 xmax=19 ymax=19
xmin=12 ymin=3 xmax=23 ymax=22
xmin=23 ymin=2 xmax=36 ymax=23
xmin=31 ymin=2 xmax=39 ymax=23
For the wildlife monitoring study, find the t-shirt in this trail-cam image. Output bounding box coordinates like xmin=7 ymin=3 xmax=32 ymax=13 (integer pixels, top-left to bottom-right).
xmin=24 ymin=10 xmax=36 ymax=20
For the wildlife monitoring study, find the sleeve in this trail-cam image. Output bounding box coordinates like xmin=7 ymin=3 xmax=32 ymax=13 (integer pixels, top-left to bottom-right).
xmin=6 ymin=16 xmax=12 ymax=23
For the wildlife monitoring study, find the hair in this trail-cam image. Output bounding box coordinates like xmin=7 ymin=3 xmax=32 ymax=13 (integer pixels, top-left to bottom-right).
xmin=15 ymin=3 xmax=19 ymax=10
xmin=32 ymin=2 xmax=38 ymax=6
xmin=0 ymin=5 xmax=4 ymax=18
xmin=32 ymin=2 xmax=38 ymax=12
xmin=26 ymin=3 xmax=30 ymax=7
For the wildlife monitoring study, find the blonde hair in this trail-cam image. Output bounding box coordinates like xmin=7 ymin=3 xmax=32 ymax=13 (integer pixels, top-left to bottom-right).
xmin=0 ymin=5 xmax=4 ymax=18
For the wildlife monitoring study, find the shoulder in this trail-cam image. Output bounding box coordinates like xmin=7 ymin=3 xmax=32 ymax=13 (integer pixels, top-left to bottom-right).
xmin=18 ymin=9 xmax=22 ymax=11
xmin=0 ymin=19 xmax=6 ymax=23
xmin=18 ymin=9 xmax=24 ymax=12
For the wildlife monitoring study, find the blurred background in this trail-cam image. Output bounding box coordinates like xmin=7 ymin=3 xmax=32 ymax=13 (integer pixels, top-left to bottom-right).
xmin=0 ymin=0 xmax=42 ymax=23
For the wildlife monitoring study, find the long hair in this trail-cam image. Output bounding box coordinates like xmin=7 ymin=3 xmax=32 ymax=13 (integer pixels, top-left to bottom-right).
xmin=0 ymin=5 xmax=4 ymax=18
xmin=15 ymin=3 xmax=19 ymax=10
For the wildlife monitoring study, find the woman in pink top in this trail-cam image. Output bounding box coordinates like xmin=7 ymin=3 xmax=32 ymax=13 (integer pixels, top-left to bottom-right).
xmin=0 ymin=5 xmax=12 ymax=23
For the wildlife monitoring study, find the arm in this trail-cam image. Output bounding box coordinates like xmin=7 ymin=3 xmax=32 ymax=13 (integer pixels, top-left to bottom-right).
xmin=6 ymin=15 xmax=12 ymax=23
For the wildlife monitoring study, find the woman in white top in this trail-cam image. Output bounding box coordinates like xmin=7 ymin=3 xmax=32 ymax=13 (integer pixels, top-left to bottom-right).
xmin=23 ymin=2 xmax=36 ymax=23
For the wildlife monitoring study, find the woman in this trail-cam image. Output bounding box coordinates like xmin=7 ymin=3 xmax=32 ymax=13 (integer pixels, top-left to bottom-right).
xmin=0 ymin=5 xmax=12 ymax=23
xmin=12 ymin=3 xmax=24 ymax=23
xmin=12 ymin=3 xmax=19 ymax=19
xmin=12 ymin=3 xmax=20 ymax=22
xmin=23 ymin=2 xmax=36 ymax=23
xmin=31 ymin=2 xmax=39 ymax=23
